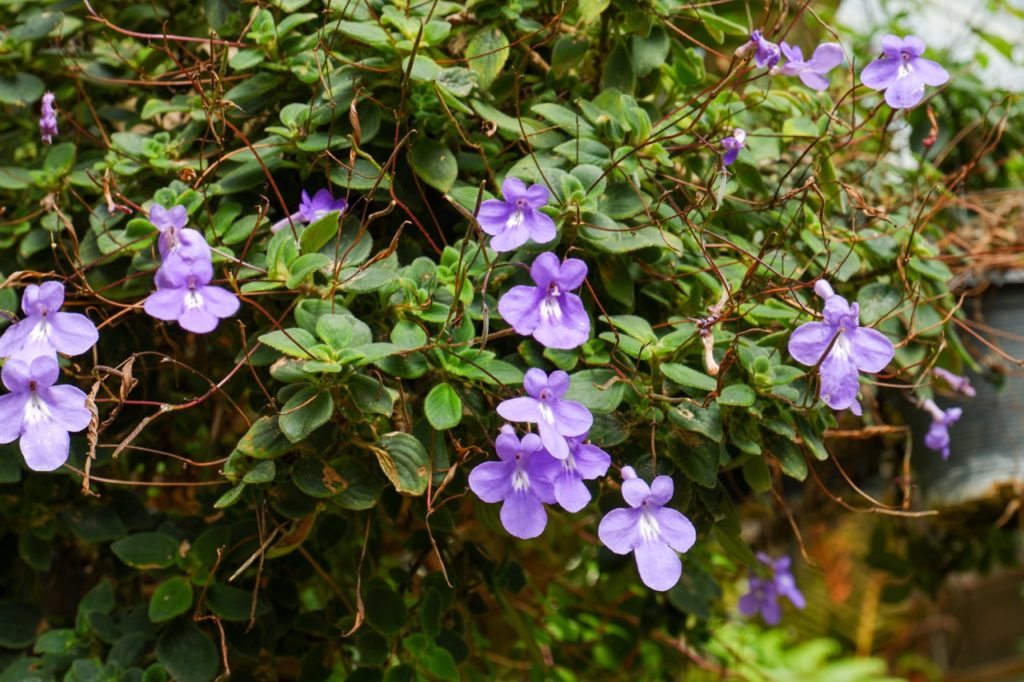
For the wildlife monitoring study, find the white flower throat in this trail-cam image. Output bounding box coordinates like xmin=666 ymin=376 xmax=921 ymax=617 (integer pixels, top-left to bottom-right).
xmin=540 ymin=285 xmax=562 ymax=321
xmin=638 ymin=504 xmax=661 ymax=542
xmin=184 ymin=277 xmax=204 ymax=310
xmin=24 ymin=382 xmax=52 ymax=424
xmin=505 ymin=210 xmax=525 ymax=230
xmin=511 ymin=455 xmax=531 ymax=492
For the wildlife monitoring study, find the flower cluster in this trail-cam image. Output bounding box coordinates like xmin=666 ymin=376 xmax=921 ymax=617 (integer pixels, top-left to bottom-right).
xmin=271 ymin=188 xmax=348 ymax=234
xmin=143 ymin=203 xmax=239 ymax=334
xmin=0 ymin=282 xmax=96 ymax=471
xmin=739 ymin=553 xmax=806 ymax=625
xmin=469 ymin=369 xmax=697 ymax=591
xmin=39 ymin=92 xmax=58 ymax=144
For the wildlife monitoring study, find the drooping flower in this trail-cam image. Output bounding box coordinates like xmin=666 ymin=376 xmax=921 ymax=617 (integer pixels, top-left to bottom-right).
xmin=39 ymin=92 xmax=58 ymax=144
xmin=476 ymin=176 xmax=557 ymax=252
xmin=496 ymin=368 xmax=593 ymax=461
xmin=776 ymin=42 xmax=844 ymax=91
xmin=933 ymin=367 xmax=976 ymax=398
xmin=467 ymin=427 xmax=556 ymax=539
xmin=497 ymin=251 xmax=590 ymax=350
xmin=271 ymin=188 xmax=348 ymax=234
xmin=737 ymin=30 xmax=781 ymax=69
xmin=787 ymin=280 xmax=895 ymax=415
xmin=598 ymin=466 xmax=697 ymax=592
xmin=0 ymin=281 xmax=99 ymax=362
xmin=739 ymin=553 xmax=806 ymax=626
xmin=0 ymin=355 xmax=91 ymax=472
xmin=532 ymin=434 xmax=611 ymax=513
xmin=922 ymin=399 xmax=962 ymax=460
xmin=144 ymin=257 xmax=239 ymax=334
xmin=149 ymin=204 xmax=211 ymax=263
xmin=721 ymin=128 xmax=746 ymax=166
xmin=860 ymin=35 xmax=950 ymax=109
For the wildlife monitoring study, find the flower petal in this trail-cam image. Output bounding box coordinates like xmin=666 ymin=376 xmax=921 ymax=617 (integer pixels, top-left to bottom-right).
xmin=739 ymin=591 xmax=761 ymax=617
xmin=572 ymin=443 xmax=611 ymax=479
xmin=552 ymin=399 xmax=593 ymax=437
xmin=199 ymin=286 xmax=240 ymax=319
xmin=524 ymin=183 xmax=549 ymax=208
xmin=598 ymin=507 xmax=642 ymax=554
xmin=0 ymin=392 xmax=27 ymax=443
xmin=903 ymin=35 xmax=926 ymax=58
xmin=469 ymin=460 xmax=514 ymax=502
xmin=884 ymin=73 xmax=926 ymax=109
xmin=654 ymin=507 xmax=697 ymax=553
xmin=501 ymin=176 xmax=527 ymax=202
xmin=649 ymin=476 xmax=674 ymax=505
xmin=489 ymin=221 xmax=531 ymax=252
xmin=913 ymin=57 xmax=949 ymax=86
xmin=50 ymin=312 xmax=99 ymax=356
xmin=179 ymin=307 xmax=219 ymax=334
xmin=818 ymin=341 xmax=861 ymax=412
xmin=847 ymin=327 xmax=894 ymax=373
xmin=808 ymin=42 xmax=844 ymax=72
xmin=529 ymin=251 xmax=562 ymax=288
xmin=880 ymin=35 xmax=904 ymax=58
xmin=500 ymin=490 xmax=547 ymax=539
xmin=547 ymin=370 xmax=570 ymax=396
xmin=28 ymin=355 xmax=59 ymax=387
xmin=0 ymin=320 xmax=33 ymax=358
xmin=553 ymin=472 xmax=591 ymax=513
xmin=40 ymin=385 xmax=91 ymax=433
xmin=788 ymin=321 xmax=836 ymax=366
xmin=634 ymin=540 xmax=682 ymax=591
xmin=536 ymin=419 xmax=569 ymax=460
xmin=36 ymin=281 xmax=66 ymax=311
xmin=621 ymin=478 xmax=651 ymax=508
xmin=496 ymin=396 xmax=540 ymax=423
xmin=20 ymin=419 xmax=70 ymax=472
xmin=522 ymin=209 xmax=556 ymax=245
xmin=860 ymin=56 xmax=900 ymax=90
xmin=532 ymin=292 xmax=590 ymax=350
xmin=476 ymin=200 xmax=515 ymax=237
xmin=523 ymin=368 xmax=549 ymax=397
xmin=556 ymin=258 xmax=588 ymax=290
xmin=0 ymin=358 xmax=32 ymax=392
xmin=494 ymin=431 xmax=521 ymax=462
xmin=798 ymin=71 xmax=831 ymax=91
xmin=497 ymin=286 xmax=542 ymax=336
xmin=144 ymin=289 xmax=186 ymax=322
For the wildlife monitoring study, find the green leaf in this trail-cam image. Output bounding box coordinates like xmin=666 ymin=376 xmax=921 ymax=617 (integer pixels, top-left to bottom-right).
xmin=856 ymin=283 xmax=902 ymax=325
xmin=410 ymin=139 xmax=457 ymax=192
xmin=0 ymin=601 xmax=42 ymax=648
xmin=0 ymin=73 xmax=44 ymax=104
xmin=291 ymin=457 xmax=348 ymax=498
xmin=243 ymin=460 xmax=276 ymax=484
xmin=375 ymin=432 xmax=429 ymax=495
xmin=156 ymin=620 xmax=219 ymax=682
xmin=214 ymin=483 xmax=247 ymax=509
xmin=579 ymin=0 xmax=610 ymax=22
xmin=564 ymin=369 xmax=625 ymax=413
xmin=299 ymin=211 xmax=342 ymax=254
xmin=337 ymin=21 xmax=393 ymax=48
xmin=742 ymin=456 xmax=772 ymax=492
xmin=149 ymin=577 xmax=194 ymax=623
xmin=718 ymin=384 xmax=755 ymax=407
xmin=531 ymin=103 xmax=596 ymax=138
xmin=424 ymin=383 xmax=462 ymax=430
xmin=365 ymin=583 xmax=407 ymax=635
xmin=110 ymin=533 xmax=178 ymax=569
xmin=466 ymin=28 xmax=509 ymax=90
xmin=259 ymin=328 xmax=318 ymax=358
xmin=771 ymin=437 xmax=808 ymax=481
xmin=662 ymin=363 xmax=717 ymax=391
xmin=237 ymin=416 xmax=292 ymax=459
xmin=279 ymin=387 xmax=334 ymax=443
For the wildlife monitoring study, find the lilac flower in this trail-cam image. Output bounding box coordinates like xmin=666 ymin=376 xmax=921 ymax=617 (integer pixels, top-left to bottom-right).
xmin=776 ymin=42 xmax=844 ymax=91
xmin=721 ymin=128 xmax=746 ymax=166
xmin=737 ymin=30 xmax=781 ymax=69
xmin=598 ymin=466 xmax=697 ymax=592
xmin=532 ymin=434 xmax=610 ymax=512
xmin=476 ymin=177 xmax=557 ymax=252
xmin=0 ymin=281 xmax=98 ymax=362
xmin=739 ymin=553 xmax=806 ymax=626
xmin=496 ymin=368 xmax=593 ymax=461
xmin=787 ymin=280 xmax=895 ymax=415
xmin=933 ymin=367 xmax=976 ymax=398
xmin=468 ymin=427 xmax=556 ymax=539
xmin=0 ymin=355 xmax=91 ymax=472
xmin=144 ymin=257 xmax=239 ymax=334
xmin=271 ymin=189 xmax=348 ymax=234
xmin=149 ymin=204 xmax=211 ymax=263
xmin=39 ymin=92 xmax=58 ymax=144
xmin=922 ymin=399 xmax=962 ymax=460
xmin=860 ymin=35 xmax=950 ymax=109
xmin=497 ymin=251 xmax=590 ymax=350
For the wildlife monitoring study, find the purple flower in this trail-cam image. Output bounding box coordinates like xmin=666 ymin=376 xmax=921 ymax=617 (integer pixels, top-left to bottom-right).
xmin=39 ymin=92 xmax=58 ymax=144
xmin=496 ymin=368 xmax=593 ymax=461
xmin=144 ymin=257 xmax=239 ymax=334
xmin=532 ymin=434 xmax=611 ymax=512
xmin=0 ymin=355 xmax=91 ymax=472
xmin=497 ymin=252 xmax=590 ymax=350
xmin=739 ymin=30 xmax=781 ymax=69
xmin=860 ymin=35 xmax=950 ymax=109
xmin=476 ymin=177 xmax=557 ymax=252
xmin=787 ymin=280 xmax=895 ymax=415
xmin=922 ymin=399 xmax=962 ymax=460
xmin=598 ymin=466 xmax=697 ymax=592
xmin=721 ymin=128 xmax=746 ymax=166
xmin=933 ymin=367 xmax=975 ymax=398
xmin=776 ymin=42 xmax=844 ymax=91
xmin=0 ymin=281 xmax=98 ymax=362
xmin=149 ymin=204 xmax=211 ymax=263
xmin=468 ymin=427 xmax=556 ymax=539
xmin=271 ymin=189 xmax=348 ymax=234
xmin=739 ymin=553 xmax=806 ymax=625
